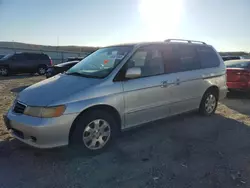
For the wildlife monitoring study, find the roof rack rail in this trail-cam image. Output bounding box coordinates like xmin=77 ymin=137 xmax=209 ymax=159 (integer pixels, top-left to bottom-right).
xmin=164 ymin=39 xmax=206 ymax=45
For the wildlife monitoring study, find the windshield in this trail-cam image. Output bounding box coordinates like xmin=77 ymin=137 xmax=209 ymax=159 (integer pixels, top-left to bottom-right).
xmin=1 ymin=54 xmax=13 ymax=60
xmin=66 ymin=46 xmax=133 ymax=78
xmin=225 ymin=60 xmax=250 ymax=68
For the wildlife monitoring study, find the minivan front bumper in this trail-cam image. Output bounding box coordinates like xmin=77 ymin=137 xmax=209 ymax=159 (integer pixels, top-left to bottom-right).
xmin=4 ymin=110 xmax=78 ymax=148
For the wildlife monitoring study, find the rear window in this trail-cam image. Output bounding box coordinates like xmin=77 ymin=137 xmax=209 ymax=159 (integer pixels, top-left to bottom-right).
xmin=225 ymin=61 xmax=250 ymax=68
xmin=222 ymin=56 xmax=241 ymax=61
xmin=197 ymin=46 xmax=220 ymax=68
xmin=40 ymin=54 xmax=50 ymax=60
xmin=13 ymin=53 xmax=26 ymax=61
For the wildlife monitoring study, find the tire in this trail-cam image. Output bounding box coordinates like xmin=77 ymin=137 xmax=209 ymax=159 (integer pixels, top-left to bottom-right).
xmin=70 ymin=110 xmax=119 ymax=154
xmin=0 ymin=67 xmax=9 ymax=76
xmin=37 ymin=65 xmax=47 ymax=75
xmin=199 ymin=90 xmax=218 ymax=116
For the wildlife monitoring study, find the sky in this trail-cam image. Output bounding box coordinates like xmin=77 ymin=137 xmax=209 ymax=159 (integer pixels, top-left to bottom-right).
xmin=0 ymin=0 xmax=250 ymax=51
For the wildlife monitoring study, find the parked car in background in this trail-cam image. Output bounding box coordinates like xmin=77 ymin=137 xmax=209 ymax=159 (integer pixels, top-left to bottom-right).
xmin=4 ymin=39 xmax=227 ymax=153
xmin=0 ymin=52 xmax=52 ymax=76
xmin=225 ymin=59 xmax=250 ymax=92
xmin=241 ymin=55 xmax=250 ymax=59
xmin=46 ymin=60 xmax=80 ymax=78
xmin=222 ymin=56 xmax=241 ymax=61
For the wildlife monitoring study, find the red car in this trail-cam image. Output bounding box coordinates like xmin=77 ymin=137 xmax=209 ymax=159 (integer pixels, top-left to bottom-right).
xmin=226 ymin=59 xmax=250 ymax=92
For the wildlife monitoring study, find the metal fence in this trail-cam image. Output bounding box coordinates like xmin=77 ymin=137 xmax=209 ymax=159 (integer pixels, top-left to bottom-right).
xmin=0 ymin=47 xmax=90 ymax=64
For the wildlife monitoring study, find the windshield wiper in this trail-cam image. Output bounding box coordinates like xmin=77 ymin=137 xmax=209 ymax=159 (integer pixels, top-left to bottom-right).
xmin=65 ymin=72 xmax=83 ymax=76
xmin=65 ymin=72 xmax=101 ymax=79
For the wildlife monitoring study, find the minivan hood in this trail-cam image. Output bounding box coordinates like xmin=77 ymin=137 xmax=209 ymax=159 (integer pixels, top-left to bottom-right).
xmin=18 ymin=74 xmax=101 ymax=106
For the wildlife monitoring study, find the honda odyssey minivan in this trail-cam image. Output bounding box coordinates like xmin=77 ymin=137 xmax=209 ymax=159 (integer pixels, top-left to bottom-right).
xmin=4 ymin=39 xmax=227 ymax=152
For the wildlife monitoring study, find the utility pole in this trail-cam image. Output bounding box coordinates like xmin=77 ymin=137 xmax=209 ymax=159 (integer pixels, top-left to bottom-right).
xmin=12 ymin=40 xmax=15 ymax=52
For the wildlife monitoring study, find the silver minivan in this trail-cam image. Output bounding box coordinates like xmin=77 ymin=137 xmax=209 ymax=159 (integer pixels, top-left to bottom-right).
xmin=4 ymin=39 xmax=227 ymax=152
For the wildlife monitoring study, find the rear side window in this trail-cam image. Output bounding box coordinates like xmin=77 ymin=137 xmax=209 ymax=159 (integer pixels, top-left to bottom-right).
xmin=197 ymin=46 xmax=220 ymax=68
xmin=161 ymin=45 xmax=180 ymax=73
xmin=13 ymin=54 xmax=26 ymax=61
xmin=25 ymin=53 xmax=49 ymax=61
xmin=162 ymin=44 xmax=200 ymax=73
xmin=176 ymin=45 xmax=200 ymax=71
xmin=25 ymin=54 xmax=37 ymax=60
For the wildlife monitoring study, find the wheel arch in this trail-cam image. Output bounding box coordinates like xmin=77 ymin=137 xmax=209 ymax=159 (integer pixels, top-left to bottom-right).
xmin=204 ymin=85 xmax=219 ymax=99
xmin=199 ymin=85 xmax=219 ymax=108
xmin=68 ymin=104 xmax=122 ymax=142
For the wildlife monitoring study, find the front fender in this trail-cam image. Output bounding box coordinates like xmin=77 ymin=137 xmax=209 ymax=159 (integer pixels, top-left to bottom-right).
xmin=63 ymin=92 xmax=125 ymax=127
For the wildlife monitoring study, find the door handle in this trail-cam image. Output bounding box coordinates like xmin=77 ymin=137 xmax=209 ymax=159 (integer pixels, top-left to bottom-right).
xmin=161 ymin=79 xmax=180 ymax=88
xmin=161 ymin=80 xmax=174 ymax=88
xmin=176 ymin=78 xmax=180 ymax=85
xmin=161 ymin=81 xmax=168 ymax=88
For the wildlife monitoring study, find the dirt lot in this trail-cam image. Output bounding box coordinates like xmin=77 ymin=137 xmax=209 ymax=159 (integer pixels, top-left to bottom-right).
xmin=1 ymin=76 xmax=250 ymax=188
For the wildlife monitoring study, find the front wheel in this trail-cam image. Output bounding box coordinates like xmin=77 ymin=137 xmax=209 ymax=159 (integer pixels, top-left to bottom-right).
xmin=70 ymin=110 xmax=119 ymax=153
xmin=199 ymin=91 xmax=218 ymax=116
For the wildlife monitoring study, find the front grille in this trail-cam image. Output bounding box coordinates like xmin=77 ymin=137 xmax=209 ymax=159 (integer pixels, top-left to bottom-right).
xmin=13 ymin=101 xmax=26 ymax=114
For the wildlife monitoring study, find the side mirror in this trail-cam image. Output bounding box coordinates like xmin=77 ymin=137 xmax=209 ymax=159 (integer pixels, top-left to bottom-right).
xmin=125 ymin=67 xmax=141 ymax=79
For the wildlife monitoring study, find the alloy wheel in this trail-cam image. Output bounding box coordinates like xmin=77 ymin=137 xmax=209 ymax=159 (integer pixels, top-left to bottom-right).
xmin=82 ymin=119 xmax=111 ymax=150
xmin=205 ymin=94 xmax=216 ymax=114
xmin=38 ymin=67 xmax=46 ymax=75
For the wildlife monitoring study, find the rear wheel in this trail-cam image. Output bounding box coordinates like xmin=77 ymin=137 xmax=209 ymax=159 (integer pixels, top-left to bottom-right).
xmin=37 ymin=65 xmax=46 ymax=75
xmin=70 ymin=110 xmax=119 ymax=154
xmin=0 ymin=67 xmax=9 ymax=76
xmin=199 ymin=90 xmax=218 ymax=116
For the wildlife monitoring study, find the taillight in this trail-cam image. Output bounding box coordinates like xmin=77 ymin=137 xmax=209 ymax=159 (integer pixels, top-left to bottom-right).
xmin=49 ymin=57 xmax=53 ymax=65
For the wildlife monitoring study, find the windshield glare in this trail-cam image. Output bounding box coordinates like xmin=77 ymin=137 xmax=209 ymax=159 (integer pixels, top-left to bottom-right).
xmin=66 ymin=46 xmax=133 ymax=78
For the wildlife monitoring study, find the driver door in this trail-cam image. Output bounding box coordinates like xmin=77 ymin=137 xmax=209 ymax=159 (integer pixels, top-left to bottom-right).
xmin=122 ymin=45 xmax=172 ymax=128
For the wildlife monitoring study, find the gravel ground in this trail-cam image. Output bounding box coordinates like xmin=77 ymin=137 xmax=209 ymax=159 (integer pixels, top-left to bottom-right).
xmin=1 ymin=75 xmax=250 ymax=188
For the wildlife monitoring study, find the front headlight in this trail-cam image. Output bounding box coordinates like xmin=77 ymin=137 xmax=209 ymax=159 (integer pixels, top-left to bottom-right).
xmin=24 ymin=105 xmax=66 ymax=118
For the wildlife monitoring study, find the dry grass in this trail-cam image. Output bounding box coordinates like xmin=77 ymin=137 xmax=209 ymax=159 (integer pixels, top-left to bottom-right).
xmin=0 ymin=75 xmax=44 ymax=140
xmin=217 ymin=103 xmax=250 ymax=126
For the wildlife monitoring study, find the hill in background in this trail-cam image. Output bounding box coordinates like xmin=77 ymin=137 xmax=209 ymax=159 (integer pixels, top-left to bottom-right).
xmin=0 ymin=41 xmax=249 ymax=57
xmin=0 ymin=41 xmax=99 ymax=53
